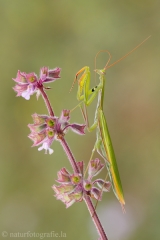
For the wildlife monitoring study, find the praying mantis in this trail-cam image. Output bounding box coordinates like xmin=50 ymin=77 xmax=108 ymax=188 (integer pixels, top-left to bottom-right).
xmin=70 ymin=36 xmax=150 ymax=209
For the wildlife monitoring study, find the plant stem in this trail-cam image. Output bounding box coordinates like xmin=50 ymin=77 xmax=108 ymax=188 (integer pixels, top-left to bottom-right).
xmin=39 ymin=86 xmax=54 ymax=117
xmin=84 ymin=195 xmax=108 ymax=240
xmin=60 ymin=137 xmax=80 ymax=174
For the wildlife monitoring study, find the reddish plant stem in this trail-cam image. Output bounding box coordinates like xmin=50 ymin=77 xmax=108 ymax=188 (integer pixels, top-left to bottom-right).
xmin=84 ymin=195 xmax=108 ymax=240
xmin=39 ymin=86 xmax=54 ymax=117
xmin=60 ymin=137 xmax=80 ymax=174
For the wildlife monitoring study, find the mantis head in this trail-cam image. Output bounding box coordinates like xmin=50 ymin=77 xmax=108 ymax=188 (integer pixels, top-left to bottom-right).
xmin=94 ymin=69 xmax=106 ymax=76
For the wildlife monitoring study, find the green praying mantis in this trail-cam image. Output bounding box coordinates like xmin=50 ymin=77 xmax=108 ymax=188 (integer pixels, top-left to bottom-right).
xmin=70 ymin=36 xmax=150 ymax=210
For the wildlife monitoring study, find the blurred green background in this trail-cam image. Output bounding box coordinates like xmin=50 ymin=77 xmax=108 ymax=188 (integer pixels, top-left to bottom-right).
xmin=0 ymin=0 xmax=159 ymax=239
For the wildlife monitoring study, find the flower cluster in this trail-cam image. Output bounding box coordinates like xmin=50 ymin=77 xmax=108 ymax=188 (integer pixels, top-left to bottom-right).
xmin=52 ymin=159 xmax=111 ymax=208
xmin=28 ymin=110 xmax=86 ymax=154
xmin=13 ymin=67 xmax=61 ymax=100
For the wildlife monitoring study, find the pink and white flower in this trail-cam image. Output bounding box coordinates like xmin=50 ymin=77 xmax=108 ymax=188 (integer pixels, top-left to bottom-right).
xmin=28 ymin=110 xmax=86 ymax=154
xmin=12 ymin=67 xmax=61 ymax=100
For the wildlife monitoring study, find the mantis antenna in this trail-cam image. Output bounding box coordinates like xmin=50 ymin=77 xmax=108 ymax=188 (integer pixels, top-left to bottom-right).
xmin=94 ymin=36 xmax=151 ymax=74
xmin=94 ymin=50 xmax=112 ymax=83
xmin=105 ymin=36 xmax=151 ymax=70
xmin=95 ymin=49 xmax=112 ymax=70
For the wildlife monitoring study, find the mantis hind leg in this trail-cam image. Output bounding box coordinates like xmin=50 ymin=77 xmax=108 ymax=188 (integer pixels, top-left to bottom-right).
xmin=96 ymin=137 xmax=110 ymax=167
xmin=84 ymin=133 xmax=103 ymax=176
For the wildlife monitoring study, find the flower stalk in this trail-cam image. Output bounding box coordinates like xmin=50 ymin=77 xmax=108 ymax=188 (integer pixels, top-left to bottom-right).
xmin=38 ymin=86 xmax=54 ymax=117
xmin=60 ymin=137 xmax=80 ymax=174
xmin=84 ymin=195 xmax=108 ymax=240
